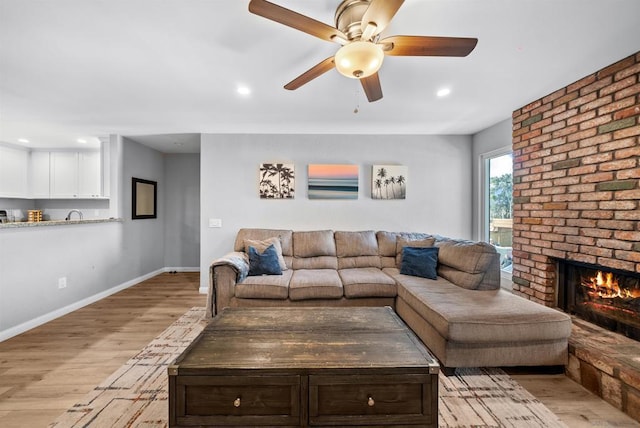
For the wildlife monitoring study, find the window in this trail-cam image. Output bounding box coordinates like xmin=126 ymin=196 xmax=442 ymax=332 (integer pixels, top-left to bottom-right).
xmin=481 ymin=150 xmax=513 ymax=283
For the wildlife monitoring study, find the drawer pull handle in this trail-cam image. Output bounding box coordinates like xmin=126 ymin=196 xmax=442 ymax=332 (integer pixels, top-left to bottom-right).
xmin=367 ymin=396 xmax=375 ymax=407
xmin=233 ymin=397 xmax=241 ymax=408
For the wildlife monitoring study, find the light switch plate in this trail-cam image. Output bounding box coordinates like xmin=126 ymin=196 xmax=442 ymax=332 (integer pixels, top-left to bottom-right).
xmin=209 ymin=218 xmax=222 ymax=228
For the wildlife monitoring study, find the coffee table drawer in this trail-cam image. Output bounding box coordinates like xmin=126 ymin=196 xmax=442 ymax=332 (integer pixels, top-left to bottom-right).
xmin=309 ymin=373 xmax=434 ymax=426
xmin=172 ymin=375 xmax=301 ymax=427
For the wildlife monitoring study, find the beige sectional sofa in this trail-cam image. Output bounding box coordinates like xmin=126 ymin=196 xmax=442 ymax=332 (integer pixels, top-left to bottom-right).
xmin=208 ymin=228 xmax=572 ymax=370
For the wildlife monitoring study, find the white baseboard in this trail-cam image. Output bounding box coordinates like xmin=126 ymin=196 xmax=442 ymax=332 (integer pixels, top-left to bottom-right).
xmin=164 ymin=267 xmax=200 ymax=273
xmin=0 ymin=267 xmax=194 ymax=342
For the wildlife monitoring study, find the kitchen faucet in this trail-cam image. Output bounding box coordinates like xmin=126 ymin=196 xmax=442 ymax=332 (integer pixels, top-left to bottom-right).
xmin=65 ymin=209 xmax=83 ymax=221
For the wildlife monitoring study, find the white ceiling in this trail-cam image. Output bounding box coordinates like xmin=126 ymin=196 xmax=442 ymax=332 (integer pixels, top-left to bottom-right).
xmin=1 ymin=0 xmax=639 ymax=152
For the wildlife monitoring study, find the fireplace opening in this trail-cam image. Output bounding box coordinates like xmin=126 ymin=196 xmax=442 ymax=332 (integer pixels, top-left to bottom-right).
xmin=558 ymin=259 xmax=640 ymax=341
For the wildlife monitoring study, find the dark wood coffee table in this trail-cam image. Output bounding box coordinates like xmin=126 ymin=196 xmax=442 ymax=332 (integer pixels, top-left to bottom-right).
xmin=169 ymin=306 xmax=439 ymax=427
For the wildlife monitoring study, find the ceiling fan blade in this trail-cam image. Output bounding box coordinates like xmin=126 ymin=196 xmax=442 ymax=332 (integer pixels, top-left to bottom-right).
xmin=361 ymin=0 xmax=404 ymax=39
xmin=381 ymin=35 xmax=478 ymax=57
xmin=360 ymin=73 xmax=383 ymax=102
xmin=284 ymin=57 xmax=336 ymax=90
xmin=249 ymin=0 xmax=348 ymax=43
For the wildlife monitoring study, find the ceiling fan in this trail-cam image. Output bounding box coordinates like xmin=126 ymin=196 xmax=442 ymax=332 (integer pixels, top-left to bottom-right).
xmin=248 ymin=0 xmax=478 ymax=102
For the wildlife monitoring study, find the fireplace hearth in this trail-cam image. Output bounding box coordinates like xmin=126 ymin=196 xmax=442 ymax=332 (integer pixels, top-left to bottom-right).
xmin=558 ymin=259 xmax=640 ymax=341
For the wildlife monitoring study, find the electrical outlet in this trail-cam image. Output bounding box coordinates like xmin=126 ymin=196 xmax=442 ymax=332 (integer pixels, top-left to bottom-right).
xmin=58 ymin=277 xmax=67 ymax=289
xmin=209 ymin=218 xmax=222 ymax=228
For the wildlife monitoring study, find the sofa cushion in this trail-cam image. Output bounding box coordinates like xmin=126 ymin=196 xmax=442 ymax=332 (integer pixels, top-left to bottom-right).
xmin=436 ymin=240 xmax=496 ymax=273
xmin=289 ymin=269 xmax=343 ymax=300
xmin=335 ymin=231 xmax=378 ymax=257
xmin=337 ymin=256 xmax=382 ymax=269
xmin=400 ymin=247 xmax=439 ymax=280
xmin=245 ymin=237 xmax=287 ymax=271
xmin=336 ymin=230 xmax=382 ymax=269
xmin=292 ymin=256 xmax=339 ymax=270
xmin=386 ymin=267 xmax=572 ymax=344
xmin=236 ymin=269 xmax=293 ymax=300
xmin=339 ymin=267 xmax=397 ymax=298
xmin=293 ymin=230 xmax=336 ymax=257
xmin=396 ymin=236 xmax=436 ymax=267
xmin=292 ymin=230 xmax=338 ymax=270
xmin=376 ymin=231 xmax=400 ymax=257
xmin=247 ymin=244 xmax=283 ymax=276
xmin=435 ymin=240 xmax=497 ymax=290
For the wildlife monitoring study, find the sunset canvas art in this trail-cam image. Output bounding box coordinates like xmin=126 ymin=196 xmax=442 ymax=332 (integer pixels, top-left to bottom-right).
xmin=308 ymin=164 xmax=359 ymax=199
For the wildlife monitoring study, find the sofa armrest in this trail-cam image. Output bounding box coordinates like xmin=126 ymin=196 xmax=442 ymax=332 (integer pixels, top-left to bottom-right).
xmin=207 ymin=251 xmax=249 ymax=318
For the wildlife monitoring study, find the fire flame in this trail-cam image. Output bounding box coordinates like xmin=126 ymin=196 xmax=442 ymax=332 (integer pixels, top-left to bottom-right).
xmin=581 ymin=271 xmax=640 ymax=299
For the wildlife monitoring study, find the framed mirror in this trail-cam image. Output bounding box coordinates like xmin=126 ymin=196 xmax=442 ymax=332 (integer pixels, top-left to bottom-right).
xmin=132 ymin=177 xmax=157 ymax=219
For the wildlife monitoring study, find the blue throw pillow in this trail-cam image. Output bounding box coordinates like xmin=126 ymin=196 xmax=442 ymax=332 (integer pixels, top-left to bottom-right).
xmin=400 ymin=247 xmax=439 ymax=280
xmin=248 ymin=244 xmax=283 ymax=276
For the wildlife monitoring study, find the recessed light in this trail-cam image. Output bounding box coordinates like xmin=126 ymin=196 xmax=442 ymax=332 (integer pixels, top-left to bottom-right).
xmin=18 ymin=138 xmax=29 ymax=143
xmin=437 ymin=88 xmax=451 ymax=97
xmin=77 ymin=138 xmax=87 ymax=144
xmin=237 ymin=86 xmax=251 ymax=95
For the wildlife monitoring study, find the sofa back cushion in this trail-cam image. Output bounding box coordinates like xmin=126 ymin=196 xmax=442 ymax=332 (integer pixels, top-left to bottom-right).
xmin=435 ymin=239 xmax=499 ymax=290
xmin=376 ymin=231 xmax=435 ymax=268
xmin=292 ymin=230 xmax=338 ymax=269
xmin=234 ymin=228 xmax=293 ymax=268
xmin=335 ymin=230 xmax=381 ymax=269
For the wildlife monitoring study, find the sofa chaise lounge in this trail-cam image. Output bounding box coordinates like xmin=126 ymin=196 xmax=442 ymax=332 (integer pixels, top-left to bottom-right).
xmin=208 ymin=228 xmax=572 ymax=370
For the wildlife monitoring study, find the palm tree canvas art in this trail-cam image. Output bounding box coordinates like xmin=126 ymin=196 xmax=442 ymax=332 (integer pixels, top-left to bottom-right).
xmin=372 ymin=165 xmax=407 ymax=200
xmin=259 ymin=163 xmax=295 ymax=199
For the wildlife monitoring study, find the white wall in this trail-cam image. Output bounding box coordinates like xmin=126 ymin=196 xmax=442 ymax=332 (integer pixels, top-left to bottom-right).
xmin=200 ymin=133 xmax=473 ymax=291
xmin=164 ymin=154 xmax=200 ymax=268
xmin=471 ymin=119 xmax=512 ymax=240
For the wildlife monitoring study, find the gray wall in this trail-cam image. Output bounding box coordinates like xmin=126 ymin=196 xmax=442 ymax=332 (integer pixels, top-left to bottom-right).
xmin=164 ymin=154 xmax=200 ymax=268
xmin=0 ymin=138 xmax=166 ymax=339
xmin=471 ymin=118 xmax=512 ymax=240
xmin=2 ymin=131 xmax=474 ymax=337
xmin=200 ymin=133 xmax=473 ymax=291
xmin=121 ymin=138 xmax=166 ymax=275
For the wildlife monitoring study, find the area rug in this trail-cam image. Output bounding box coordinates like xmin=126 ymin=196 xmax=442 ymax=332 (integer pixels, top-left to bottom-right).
xmin=49 ymin=307 xmax=566 ymax=428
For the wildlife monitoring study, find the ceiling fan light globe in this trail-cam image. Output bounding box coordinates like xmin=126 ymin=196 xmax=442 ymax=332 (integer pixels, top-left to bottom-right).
xmin=335 ymin=41 xmax=384 ymax=79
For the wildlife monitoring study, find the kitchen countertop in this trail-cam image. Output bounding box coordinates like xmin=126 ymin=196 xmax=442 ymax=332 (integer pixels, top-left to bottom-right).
xmin=0 ymin=218 xmax=122 ymax=229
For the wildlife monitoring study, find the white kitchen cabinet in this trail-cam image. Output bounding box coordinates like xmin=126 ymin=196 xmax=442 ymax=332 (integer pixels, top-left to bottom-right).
xmin=29 ymin=151 xmax=50 ymax=198
xmin=78 ymin=151 xmax=101 ymax=198
xmin=50 ymin=152 xmax=79 ymax=198
xmin=0 ymin=146 xmax=104 ymax=200
xmin=0 ymin=145 xmax=29 ymax=197
xmin=49 ymin=150 xmax=102 ymax=198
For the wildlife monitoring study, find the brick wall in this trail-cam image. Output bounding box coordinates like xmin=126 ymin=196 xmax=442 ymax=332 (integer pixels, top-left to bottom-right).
xmin=511 ymin=52 xmax=640 ymax=305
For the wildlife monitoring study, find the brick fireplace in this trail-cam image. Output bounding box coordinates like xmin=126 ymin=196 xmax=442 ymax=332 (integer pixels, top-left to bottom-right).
xmin=512 ymin=52 xmax=639 ymax=306
xmin=511 ymin=52 xmax=640 ymax=422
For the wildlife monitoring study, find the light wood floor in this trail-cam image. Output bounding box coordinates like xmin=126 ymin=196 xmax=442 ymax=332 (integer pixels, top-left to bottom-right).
xmin=0 ymin=272 xmax=205 ymax=427
xmin=0 ymin=272 xmax=638 ymax=427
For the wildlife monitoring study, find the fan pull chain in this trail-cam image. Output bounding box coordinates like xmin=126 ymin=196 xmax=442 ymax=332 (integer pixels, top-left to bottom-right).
xmin=353 ymin=82 xmax=360 ymax=114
